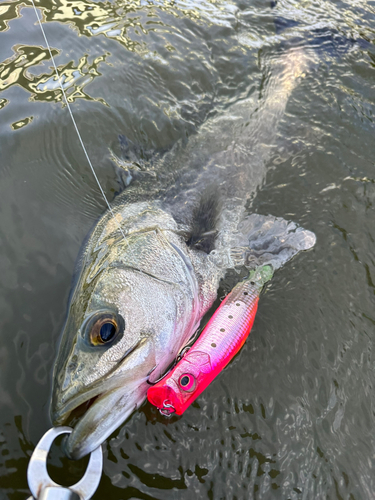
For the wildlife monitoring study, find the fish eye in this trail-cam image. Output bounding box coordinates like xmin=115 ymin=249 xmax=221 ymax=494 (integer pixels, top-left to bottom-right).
xmin=84 ymin=311 xmax=125 ymax=346
xmin=99 ymin=321 xmax=117 ymax=342
xmin=178 ymin=373 xmax=196 ymax=392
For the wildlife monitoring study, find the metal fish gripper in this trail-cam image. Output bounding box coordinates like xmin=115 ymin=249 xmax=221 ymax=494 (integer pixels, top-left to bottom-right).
xmin=27 ymin=427 xmax=103 ymax=500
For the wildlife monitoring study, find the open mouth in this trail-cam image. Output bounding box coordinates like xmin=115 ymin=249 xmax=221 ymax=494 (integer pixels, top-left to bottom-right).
xmin=59 ymin=381 xmax=150 ymax=459
xmin=52 ymin=341 xmax=149 ymax=426
xmin=62 ymin=395 xmax=101 ymax=427
xmin=52 ymin=380 xmax=113 ymax=426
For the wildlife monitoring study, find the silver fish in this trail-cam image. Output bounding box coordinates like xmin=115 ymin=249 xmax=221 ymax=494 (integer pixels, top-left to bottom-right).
xmin=51 ymin=47 xmax=316 ymax=459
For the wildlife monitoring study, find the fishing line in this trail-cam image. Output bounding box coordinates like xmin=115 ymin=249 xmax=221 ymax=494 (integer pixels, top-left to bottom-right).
xmin=30 ymin=0 xmax=126 ymax=240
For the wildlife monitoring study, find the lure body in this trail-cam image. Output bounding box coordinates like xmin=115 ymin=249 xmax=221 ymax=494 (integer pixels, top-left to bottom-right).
xmin=147 ymin=273 xmax=266 ymax=415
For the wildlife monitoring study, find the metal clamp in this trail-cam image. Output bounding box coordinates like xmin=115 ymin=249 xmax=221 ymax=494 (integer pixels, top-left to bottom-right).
xmin=27 ymin=427 xmax=103 ymax=500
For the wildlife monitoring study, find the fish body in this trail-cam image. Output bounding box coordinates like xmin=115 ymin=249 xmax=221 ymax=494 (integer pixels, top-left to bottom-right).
xmin=147 ymin=266 xmax=272 ymax=416
xmin=51 ymin=47 xmax=316 ymax=459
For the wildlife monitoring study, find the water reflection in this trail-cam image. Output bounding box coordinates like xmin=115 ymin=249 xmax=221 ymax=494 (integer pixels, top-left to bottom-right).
xmin=0 ymin=97 xmax=8 ymax=109
xmin=0 ymin=0 xmax=22 ymax=32
xmin=0 ymin=44 xmax=109 ymax=105
xmin=0 ymin=0 xmax=241 ymax=123
xmin=0 ymin=0 xmax=236 ymax=51
xmin=0 ymin=416 xmax=33 ymax=498
xmin=11 ymin=116 xmax=33 ymax=130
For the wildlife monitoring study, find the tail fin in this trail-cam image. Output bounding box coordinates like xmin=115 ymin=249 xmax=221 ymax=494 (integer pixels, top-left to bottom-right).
xmin=271 ymin=0 xmax=371 ymax=58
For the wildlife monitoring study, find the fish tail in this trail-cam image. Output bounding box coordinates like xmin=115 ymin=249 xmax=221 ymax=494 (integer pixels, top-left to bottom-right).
xmin=271 ymin=0 xmax=371 ymax=63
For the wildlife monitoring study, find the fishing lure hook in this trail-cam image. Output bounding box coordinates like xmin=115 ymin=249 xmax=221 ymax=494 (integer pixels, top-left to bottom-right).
xmin=146 ymin=338 xmax=198 ymax=386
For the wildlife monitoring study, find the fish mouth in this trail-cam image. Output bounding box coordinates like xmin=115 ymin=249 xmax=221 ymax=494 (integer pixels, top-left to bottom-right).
xmin=51 ymin=338 xmax=155 ymax=460
xmin=53 ymin=378 xmax=148 ymax=460
xmin=53 ymin=392 xmax=102 ymax=428
xmin=52 ymin=336 xmax=152 ymax=422
xmin=52 ymin=382 xmax=107 ymax=427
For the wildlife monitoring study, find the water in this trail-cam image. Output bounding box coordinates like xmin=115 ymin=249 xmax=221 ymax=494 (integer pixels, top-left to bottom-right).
xmin=1 ymin=0 xmax=375 ymax=498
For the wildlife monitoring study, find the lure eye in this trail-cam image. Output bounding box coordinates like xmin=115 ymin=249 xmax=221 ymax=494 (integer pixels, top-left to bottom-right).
xmin=179 ymin=373 xmax=196 ymax=392
xmin=85 ymin=311 xmax=124 ymax=346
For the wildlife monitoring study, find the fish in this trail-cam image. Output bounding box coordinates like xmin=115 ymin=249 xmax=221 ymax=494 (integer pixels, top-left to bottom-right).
xmin=51 ymin=45 xmax=316 ymax=460
xmin=147 ymin=265 xmax=273 ymax=416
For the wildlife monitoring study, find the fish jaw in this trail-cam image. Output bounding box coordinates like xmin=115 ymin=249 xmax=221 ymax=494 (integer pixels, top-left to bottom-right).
xmin=52 ymin=301 xmax=181 ymax=459
xmin=61 ymin=343 xmax=155 ymax=460
xmin=64 ymin=381 xmax=148 ymax=460
xmin=51 ymin=340 xmax=152 ymax=427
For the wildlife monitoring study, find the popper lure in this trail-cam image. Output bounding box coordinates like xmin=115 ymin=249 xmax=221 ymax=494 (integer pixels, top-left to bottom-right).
xmin=147 ymin=265 xmax=273 ymax=416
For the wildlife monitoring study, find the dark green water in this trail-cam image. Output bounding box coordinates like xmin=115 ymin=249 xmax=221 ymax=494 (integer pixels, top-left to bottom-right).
xmin=1 ymin=0 xmax=375 ymax=498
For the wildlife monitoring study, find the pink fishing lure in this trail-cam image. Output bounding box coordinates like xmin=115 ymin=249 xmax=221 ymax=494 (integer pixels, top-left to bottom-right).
xmin=147 ymin=277 xmax=262 ymax=415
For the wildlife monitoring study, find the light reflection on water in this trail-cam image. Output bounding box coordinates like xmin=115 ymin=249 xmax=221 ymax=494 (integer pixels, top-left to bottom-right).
xmin=0 ymin=43 xmax=110 ymax=104
xmin=1 ymin=0 xmax=375 ymax=499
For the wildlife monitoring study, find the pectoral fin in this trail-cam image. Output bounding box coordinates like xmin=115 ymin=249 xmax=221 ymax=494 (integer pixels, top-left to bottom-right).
xmin=230 ymin=214 xmax=316 ymax=271
xmin=210 ymin=213 xmax=316 ymax=272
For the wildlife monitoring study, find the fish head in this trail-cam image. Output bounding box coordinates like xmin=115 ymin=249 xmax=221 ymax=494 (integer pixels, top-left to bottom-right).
xmin=51 ymin=209 xmax=218 ymax=459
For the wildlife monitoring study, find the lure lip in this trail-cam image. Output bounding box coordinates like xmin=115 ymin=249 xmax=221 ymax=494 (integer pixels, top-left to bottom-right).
xmin=148 ymin=384 xmax=181 ymax=415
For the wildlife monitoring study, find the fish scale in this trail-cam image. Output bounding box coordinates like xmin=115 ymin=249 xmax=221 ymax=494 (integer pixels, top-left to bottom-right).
xmin=147 ymin=277 xmax=262 ymax=416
